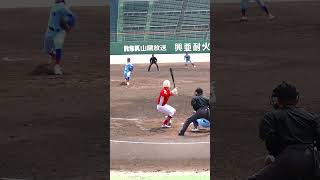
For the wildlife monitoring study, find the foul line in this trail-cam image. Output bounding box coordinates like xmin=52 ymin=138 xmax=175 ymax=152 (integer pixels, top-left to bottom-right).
xmin=110 ymin=140 xmax=209 ymax=145
xmin=111 ymin=117 xmax=140 ymax=121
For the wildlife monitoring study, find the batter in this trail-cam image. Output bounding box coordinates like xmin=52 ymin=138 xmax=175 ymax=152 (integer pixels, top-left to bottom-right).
xmin=156 ymin=80 xmax=178 ymax=128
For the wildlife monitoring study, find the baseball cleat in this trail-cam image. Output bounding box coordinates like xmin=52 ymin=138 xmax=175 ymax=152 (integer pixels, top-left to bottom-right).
xmin=54 ymin=64 xmax=63 ymax=75
xmin=191 ymin=128 xmax=200 ymax=132
xmin=268 ymin=15 xmax=275 ymax=21
xmin=161 ymin=124 xmax=171 ymax=128
xmin=240 ymin=16 xmax=248 ymax=22
xmin=265 ymin=155 xmax=275 ymax=165
xmin=48 ymin=58 xmax=53 ymax=65
xmin=178 ymin=132 xmax=184 ymax=136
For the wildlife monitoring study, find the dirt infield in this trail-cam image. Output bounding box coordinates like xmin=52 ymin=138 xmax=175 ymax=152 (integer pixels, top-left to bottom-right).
xmin=0 ymin=6 xmax=107 ymax=179
xmin=110 ymin=62 xmax=210 ymax=171
xmin=212 ymin=1 xmax=320 ymax=179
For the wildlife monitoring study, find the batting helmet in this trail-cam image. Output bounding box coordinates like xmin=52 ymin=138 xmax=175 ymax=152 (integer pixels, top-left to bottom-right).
xmin=163 ymin=80 xmax=170 ymax=88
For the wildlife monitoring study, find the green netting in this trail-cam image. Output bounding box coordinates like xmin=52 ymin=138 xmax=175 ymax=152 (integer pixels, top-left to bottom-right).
xmin=114 ymin=0 xmax=210 ymax=42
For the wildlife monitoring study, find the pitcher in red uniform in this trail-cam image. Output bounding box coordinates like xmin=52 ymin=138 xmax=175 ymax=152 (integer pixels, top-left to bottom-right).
xmin=157 ymin=80 xmax=178 ymax=128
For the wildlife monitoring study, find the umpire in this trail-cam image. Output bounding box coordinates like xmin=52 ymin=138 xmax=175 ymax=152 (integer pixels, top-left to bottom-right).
xmin=148 ymin=54 xmax=159 ymax=71
xmin=178 ymin=88 xmax=210 ymax=136
xmin=248 ymin=81 xmax=320 ymax=180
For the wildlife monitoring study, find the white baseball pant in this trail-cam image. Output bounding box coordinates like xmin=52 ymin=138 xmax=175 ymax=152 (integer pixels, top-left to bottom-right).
xmin=157 ymin=104 xmax=176 ymax=117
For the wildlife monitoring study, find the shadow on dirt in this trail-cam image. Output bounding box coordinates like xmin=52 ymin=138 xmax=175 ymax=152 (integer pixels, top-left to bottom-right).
xmin=29 ymin=64 xmax=55 ymax=76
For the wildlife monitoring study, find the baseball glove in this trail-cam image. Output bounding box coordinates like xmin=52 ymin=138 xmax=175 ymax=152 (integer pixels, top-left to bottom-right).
xmin=60 ymin=14 xmax=75 ymax=32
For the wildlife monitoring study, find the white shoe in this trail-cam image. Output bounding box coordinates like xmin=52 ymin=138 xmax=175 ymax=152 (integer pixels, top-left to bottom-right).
xmin=240 ymin=16 xmax=248 ymax=22
xmin=265 ymin=155 xmax=275 ymax=165
xmin=48 ymin=58 xmax=53 ymax=65
xmin=54 ymin=64 xmax=63 ymax=75
xmin=126 ymin=82 xmax=130 ymax=86
xmin=161 ymin=124 xmax=171 ymax=128
xmin=268 ymin=15 xmax=275 ymax=20
xmin=191 ymin=127 xmax=199 ymax=132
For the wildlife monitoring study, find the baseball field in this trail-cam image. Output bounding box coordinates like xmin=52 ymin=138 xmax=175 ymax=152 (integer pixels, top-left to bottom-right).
xmin=0 ymin=6 xmax=107 ymax=179
xmin=212 ymin=1 xmax=320 ymax=179
xmin=110 ymin=62 xmax=210 ymax=177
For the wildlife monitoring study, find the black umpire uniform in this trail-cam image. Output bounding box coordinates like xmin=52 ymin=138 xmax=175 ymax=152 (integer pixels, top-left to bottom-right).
xmin=248 ymin=81 xmax=320 ymax=180
xmin=148 ymin=54 xmax=159 ymax=71
xmin=178 ymin=88 xmax=210 ymax=136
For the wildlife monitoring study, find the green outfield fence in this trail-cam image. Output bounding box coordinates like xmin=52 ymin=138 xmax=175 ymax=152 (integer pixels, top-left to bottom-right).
xmin=110 ymin=39 xmax=210 ymax=55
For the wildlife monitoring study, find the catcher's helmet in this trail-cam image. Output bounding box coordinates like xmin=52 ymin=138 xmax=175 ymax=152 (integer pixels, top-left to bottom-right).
xmin=271 ymin=81 xmax=299 ymax=107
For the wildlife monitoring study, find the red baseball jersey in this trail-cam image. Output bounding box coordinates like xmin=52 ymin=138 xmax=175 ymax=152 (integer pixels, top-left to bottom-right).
xmin=157 ymin=87 xmax=174 ymax=106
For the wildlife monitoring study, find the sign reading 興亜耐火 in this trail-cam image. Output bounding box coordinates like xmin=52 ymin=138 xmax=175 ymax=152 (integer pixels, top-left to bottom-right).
xmin=110 ymin=40 xmax=210 ymax=55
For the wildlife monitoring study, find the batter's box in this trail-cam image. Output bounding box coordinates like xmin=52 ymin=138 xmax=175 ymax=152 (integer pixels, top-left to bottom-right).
xmin=148 ymin=127 xmax=166 ymax=133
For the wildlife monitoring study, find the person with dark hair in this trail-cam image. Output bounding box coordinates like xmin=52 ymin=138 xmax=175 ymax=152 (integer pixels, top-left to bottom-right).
xmin=248 ymin=81 xmax=320 ymax=180
xmin=148 ymin=54 xmax=159 ymax=71
xmin=178 ymin=88 xmax=210 ymax=136
xmin=184 ymin=52 xmax=196 ymax=68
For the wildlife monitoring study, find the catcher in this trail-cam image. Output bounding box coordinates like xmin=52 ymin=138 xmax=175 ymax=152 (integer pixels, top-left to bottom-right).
xmin=178 ymin=88 xmax=210 ymax=136
xmin=191 ymin=118 xmax=211 ymax=132
xmin=43 ymin=0 xmax=76 ymax=75
xmin=156 ymin=80 xmax=178 ymax=128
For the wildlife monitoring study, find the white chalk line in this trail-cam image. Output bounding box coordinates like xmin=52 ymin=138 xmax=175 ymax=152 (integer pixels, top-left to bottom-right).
xmin=110 ymin=140 xmax=209 ymax=145
xmin=111 ymin=117 xmax=140 ymax=121
xmin=2 ymin=57 xmax=30 ymax=62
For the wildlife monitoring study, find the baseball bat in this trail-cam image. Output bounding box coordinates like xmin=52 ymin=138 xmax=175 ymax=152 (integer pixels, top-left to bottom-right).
xmin=169 ymin=68 xmax=176 ymax=88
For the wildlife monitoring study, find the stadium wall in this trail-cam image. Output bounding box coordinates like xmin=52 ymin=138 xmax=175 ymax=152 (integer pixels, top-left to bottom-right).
xmin=110 ymin=53 xmax=210 ymax=65
xmin=110 ymin=40 xmax=210 ymax=55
